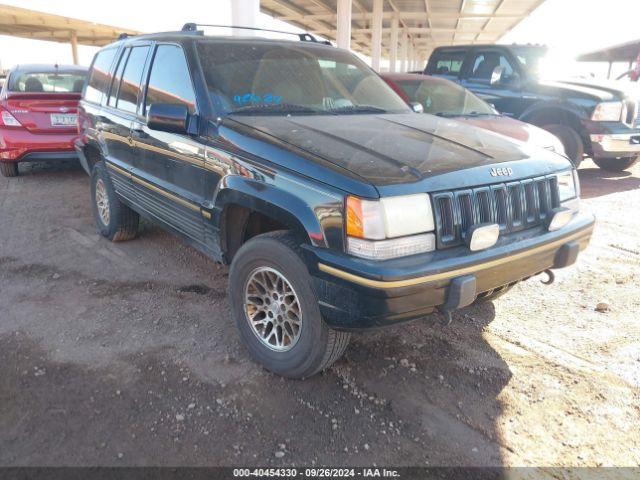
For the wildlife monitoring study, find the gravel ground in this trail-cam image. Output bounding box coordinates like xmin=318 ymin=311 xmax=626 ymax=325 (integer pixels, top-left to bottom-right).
xmin=0 ymin=158 xmax=638 ymax=468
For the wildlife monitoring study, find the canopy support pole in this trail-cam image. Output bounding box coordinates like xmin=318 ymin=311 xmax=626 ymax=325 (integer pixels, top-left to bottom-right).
xmin=70 ymin=31 xmax=78 ymax=65
xmin=371 ymin=0 xmax=383 ymax=71
xmin=231 ymin=0 xmax=259 ymax=35
xmin=389 ymin=17 xmax=399 ymax=72
xmin=336 ymin=0 xmax=352 ymax=50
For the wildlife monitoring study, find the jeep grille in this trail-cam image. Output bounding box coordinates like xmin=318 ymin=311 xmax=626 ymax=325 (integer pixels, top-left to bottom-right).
xmin=432 ymin=175 xmax=560 ymax=249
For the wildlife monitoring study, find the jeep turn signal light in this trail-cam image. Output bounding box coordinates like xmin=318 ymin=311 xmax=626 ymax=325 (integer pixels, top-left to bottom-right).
xmin=346 ymin=195 xmax=364 ymax=238
xmin=345 ymin=196 xmax=385 ymax=240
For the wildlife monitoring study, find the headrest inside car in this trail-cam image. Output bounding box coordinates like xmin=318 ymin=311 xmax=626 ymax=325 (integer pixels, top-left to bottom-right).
xmin=24 ymin=77 xmax=44 ymax=92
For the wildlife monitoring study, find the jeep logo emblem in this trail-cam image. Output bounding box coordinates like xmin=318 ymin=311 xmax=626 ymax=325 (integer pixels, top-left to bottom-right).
xmin=490 ymin=167 xmax=513 ymax=177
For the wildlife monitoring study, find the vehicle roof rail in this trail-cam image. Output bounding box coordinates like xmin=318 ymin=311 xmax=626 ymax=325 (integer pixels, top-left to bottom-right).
xmin=181 ymin=23 xmax=332 ymax=45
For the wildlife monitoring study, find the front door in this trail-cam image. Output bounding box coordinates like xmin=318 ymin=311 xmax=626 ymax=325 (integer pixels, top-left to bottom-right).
xmin=134 ymin=43 xmax=208 ymax=248
xmin=461 ymin=49 xmax=527 ymax=117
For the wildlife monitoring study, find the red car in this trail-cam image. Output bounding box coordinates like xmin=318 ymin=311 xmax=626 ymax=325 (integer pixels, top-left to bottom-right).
xmin=382 ymin=73 xmax=565 ymax=155
xmin=0 ymin=64 xmax=87 ymax=177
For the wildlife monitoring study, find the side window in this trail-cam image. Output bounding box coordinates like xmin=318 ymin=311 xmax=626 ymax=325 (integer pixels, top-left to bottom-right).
xmin=469 ymin=51 xmax=515 ymax=83
xmin=84 ymin=48 xmax=117 ymax=104
xmin=107 ymin=48 xmax=130 ymax=107
xmin=116 ymin=46 xmax=150 ymax=114
xmin=430 ymin=50 xmax=466 ymax=76
xmin=145 ymin=45 xmax=196 ymax=114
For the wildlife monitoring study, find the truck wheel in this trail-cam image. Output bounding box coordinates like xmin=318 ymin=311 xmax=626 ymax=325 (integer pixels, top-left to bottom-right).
xmin=0 ymin=162 xmax=19 ymax=177
xmin=593 ymin=156 xmax=639 ymax=172
xmin=229 ymin=231 xmax=350 ymax=378
xmin=91 ymin=161 xmax=139 ymax=242
xmin=542 ymin=124 xmax=584 ymax=167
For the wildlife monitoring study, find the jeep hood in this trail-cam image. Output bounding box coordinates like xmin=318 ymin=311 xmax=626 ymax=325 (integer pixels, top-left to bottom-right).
xmin=226 ymin=113 xmax=571 ymax=194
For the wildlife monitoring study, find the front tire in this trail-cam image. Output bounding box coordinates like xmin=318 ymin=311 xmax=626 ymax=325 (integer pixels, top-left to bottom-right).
xmin=0 ymin=162 xmax=19 ymax=177
xmin=91 ymin=161 xmax=139 ymax=242
xmin=229 ymin=231 xmax=350 ymax=378
xmin=593 ymin=156 xmax=639 ymax=172
xmin=542 ymin=124 xmax=584 ymax=167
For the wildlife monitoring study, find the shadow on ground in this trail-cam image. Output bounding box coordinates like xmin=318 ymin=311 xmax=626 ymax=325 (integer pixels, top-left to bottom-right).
xmin=0 ymin=271 xmax=509 ymax=467
xmin=578 ymin=166 xmax=640 ymax=199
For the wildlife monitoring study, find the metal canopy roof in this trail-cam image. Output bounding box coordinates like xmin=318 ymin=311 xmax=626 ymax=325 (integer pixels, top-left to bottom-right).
xmin=260 ymin=0 xmax=546 ymax=59
xmin=0 ymin=4 xmax=140 ymax=47
xmin=577 ymin=39 xmax=640 ymax=63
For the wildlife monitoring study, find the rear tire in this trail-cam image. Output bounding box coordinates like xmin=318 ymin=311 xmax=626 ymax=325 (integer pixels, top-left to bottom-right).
xmin=91 ymin=161 xmax=139 ymax=242
xmin=593 ymin=156 xmax=639 ymax=172
xmin=542 ymin=124 xmax=584 ymax=167
xmin=229 ymin=231 xmax=350 ymax=378
xmin=0 ymin=162 xmax=19 ymax=177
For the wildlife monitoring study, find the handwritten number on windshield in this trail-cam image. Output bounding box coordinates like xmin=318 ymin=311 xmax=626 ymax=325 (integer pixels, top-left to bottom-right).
xmin=233 ymin=93 xmax=282 ymax=105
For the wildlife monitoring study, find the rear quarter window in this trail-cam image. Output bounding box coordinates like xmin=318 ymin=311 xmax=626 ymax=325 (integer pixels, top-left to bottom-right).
xmin=85 ymin=48 xmax=118 ymax=104
xmin=116 ymin=46 xmax=150 ymax=113
xmin=429 ymin=50 xmax=466 ymax=76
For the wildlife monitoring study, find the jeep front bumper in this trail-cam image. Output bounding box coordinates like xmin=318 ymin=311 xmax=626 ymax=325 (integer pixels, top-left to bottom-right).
xmin=306 ymin=213 xmax=595 ymax=330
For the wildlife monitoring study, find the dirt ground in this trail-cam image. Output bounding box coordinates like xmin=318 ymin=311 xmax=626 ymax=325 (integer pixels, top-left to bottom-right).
xmin=0 ymin=158 xmax=638 ymax=469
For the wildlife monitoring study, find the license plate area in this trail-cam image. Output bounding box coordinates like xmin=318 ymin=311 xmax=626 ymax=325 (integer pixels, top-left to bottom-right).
xmin=50 ymin=113 xmax=77 ymax=126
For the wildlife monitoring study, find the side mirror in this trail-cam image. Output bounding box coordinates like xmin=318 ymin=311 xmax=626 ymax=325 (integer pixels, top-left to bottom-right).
xmin=490 ymin=65 xmax=505 ymax=86
xmin=147 ymin=103 xmax=189 ymax=134
xmin=410 ymin=102 xmax=424 ymax=113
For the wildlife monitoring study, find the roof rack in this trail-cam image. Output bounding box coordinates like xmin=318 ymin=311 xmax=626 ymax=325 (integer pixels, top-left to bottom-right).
xmin=181 ymin=23 xmax=332 ymax=45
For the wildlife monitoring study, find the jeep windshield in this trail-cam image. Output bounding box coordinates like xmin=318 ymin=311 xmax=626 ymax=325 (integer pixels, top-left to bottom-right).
xmin=197 ymin=40 xmax=410 ymax=115
xmin=392 ymin=77 xmax=495 ymax=117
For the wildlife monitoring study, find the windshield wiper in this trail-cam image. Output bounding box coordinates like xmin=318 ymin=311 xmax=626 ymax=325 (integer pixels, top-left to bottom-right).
xmin=328 ymin=105 xmax=387 ymax=114
xmin=435 ymin=111 xmax=495 ymax=118
xmin=229 ymin=103 xmax=330 ymax=115
xmin=464 ymin=111 xmax=496 ymax=117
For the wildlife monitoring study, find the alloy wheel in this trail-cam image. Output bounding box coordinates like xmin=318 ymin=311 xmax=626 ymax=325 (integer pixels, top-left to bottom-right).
xmin=244 ymin=266 xmax=302 ymax=352
xmin=95 ymin=178 xmax=110 ymax=226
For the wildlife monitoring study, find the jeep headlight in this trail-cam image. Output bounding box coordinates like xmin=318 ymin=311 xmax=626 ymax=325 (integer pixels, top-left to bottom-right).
xmin=345 ymin=194 xmax=436 ymax=260
xmin=591 ymin=101 xmax=623 ymax=121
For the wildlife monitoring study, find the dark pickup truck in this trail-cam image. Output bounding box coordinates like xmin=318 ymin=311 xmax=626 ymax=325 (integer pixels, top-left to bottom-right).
xmin=75 ymin=26 xmax=594 ymax=378
xmin=425 ymin=44 xmax=640 ymax=171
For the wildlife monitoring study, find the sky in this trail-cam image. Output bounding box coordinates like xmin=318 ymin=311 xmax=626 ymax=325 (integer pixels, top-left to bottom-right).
xmin=1 ymin=0 xmax=639 ymax=78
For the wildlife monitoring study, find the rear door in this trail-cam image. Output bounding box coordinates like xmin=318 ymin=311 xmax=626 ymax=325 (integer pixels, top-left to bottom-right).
xmin=83 ymin=46 xmax=133 ymax=170
xmin=133 ymin=43 xmax=208 ymax=246
xmin=100 ymin=46 xmax=134 ymax=166
xmin=105 ymin=44 xmax=151 ymax=169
